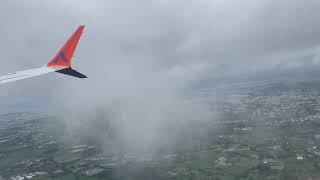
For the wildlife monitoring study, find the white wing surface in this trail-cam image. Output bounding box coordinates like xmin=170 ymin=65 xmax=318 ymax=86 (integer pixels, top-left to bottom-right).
xmin=0 ymin=67 xmax=56 ymax=85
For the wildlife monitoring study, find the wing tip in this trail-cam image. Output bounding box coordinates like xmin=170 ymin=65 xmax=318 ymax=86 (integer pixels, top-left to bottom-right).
xmin=55 ymin=68 xmax=87 ymax=79
xmin=46 ymin=25 xmax=85 ymax=68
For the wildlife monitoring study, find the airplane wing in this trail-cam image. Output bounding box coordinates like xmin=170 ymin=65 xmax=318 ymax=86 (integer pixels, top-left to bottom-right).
xmin=0 ymin=67 xmax=56 ymax=85
xmin=0 ymin=25 xmax=87 ymax=85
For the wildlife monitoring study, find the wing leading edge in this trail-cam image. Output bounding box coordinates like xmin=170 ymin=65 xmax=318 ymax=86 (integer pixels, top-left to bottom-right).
xmin=0 ymin=25 xmax=86 ymax=85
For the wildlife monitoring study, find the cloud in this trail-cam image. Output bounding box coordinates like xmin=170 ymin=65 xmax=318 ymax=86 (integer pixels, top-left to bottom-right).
xmin=1 ymin=0 xmax=320 ymax=153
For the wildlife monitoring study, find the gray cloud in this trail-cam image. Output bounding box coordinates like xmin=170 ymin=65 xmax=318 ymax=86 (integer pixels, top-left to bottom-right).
xmin=1 ymin=0 xmax=320 ymax=153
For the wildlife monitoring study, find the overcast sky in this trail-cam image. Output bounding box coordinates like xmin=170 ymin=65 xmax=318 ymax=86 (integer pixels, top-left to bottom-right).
xmin=1 ymin=0 xmax=320 ymax=152
xmin=1 ymin=1 xmax=320 ymax=86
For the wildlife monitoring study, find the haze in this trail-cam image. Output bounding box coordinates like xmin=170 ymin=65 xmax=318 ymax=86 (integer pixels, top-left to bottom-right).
xmin=1 ymin=0 xmax=320 ymax=154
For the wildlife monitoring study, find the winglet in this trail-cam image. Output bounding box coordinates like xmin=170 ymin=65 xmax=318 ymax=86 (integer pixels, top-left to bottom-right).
xmin=47 ymin=25 xmax=85 ymax=68
xmin=56 ymin=67 xmax=87 ymax=78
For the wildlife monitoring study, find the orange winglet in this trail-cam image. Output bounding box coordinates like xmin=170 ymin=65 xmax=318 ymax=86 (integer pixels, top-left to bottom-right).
xmin=47 ymin=25 xmax=85 ymax=68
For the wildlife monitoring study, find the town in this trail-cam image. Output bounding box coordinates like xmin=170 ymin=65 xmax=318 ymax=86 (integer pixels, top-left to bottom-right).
xmin=1 ymin=80 xmax=320 ymax=180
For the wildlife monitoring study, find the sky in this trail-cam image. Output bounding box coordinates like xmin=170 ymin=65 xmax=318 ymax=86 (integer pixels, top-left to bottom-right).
xmin=1 ymin=0 xmax=320 ymax=153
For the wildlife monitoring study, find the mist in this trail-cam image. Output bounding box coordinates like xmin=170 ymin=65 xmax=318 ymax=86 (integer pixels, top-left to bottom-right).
xmin=2 ymin=0 xmax=320 ymax=155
